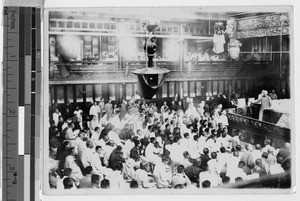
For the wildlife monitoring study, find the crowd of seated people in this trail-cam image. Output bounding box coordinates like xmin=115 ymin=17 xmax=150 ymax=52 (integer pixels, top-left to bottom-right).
xmin=184 ymin=48 xmax=229 ymax=63
xmin=51 ymin=51 xmax=118 ymax=64
xmin=81 ymin=52 xmax=118 ymax=64
xmin=48 ymin=97 xmax=291 ymax=190
xmin=240 ymin=49 xmax=272 ymax=62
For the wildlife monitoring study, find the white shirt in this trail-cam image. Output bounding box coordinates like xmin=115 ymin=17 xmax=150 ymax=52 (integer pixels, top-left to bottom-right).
xmin=166 ymin=142 xmax=184 ymax=164
xmin=269 ymin=163 xmax=284 ymax=175
xmin=52 ymin=112 xmax=61 ymax=126
xmin=74 ymin=109 xmax=83 ymax=117
xmin=135 ymin=169 xmax=152 ymax=188
xmin=217 ymin=152 xmax=231 ymax=172
xmin=107 ymin=130 xmax=122 ymax=146
xmin=229 ymin=168 xmax=247 ymax=182
xmin=197 ymin=135 xmax=207 ymax=154
xmin=145 ymin=143 xmax=161 ymax=164
xmin=80 ymin=147 xmax=94 ymax=168
xmin=108 ymin=170 xmax=126 ymax=189
xmin=219 ymin=114 xmax=229 ymax=126
xmin=199 ymin=171 xmax=221 ymax=188
xmin=252 ymin=150 xmax=262 ymax=162
xmin=89 ymin=105 xmax=100 ymax=117
xmin=66 ymin=127 xmax=77 ymax=140
xmin=90 ymin=119 xmax=100 ymax=131
xmin=216 ymin=135 xmax=232 ymax=149
xmin=226 ymin=156 xmax=241 ymax=178
xmin=188 ymin=140 xmax=200 ymax=159
xmin=90 ymin=130 xmax=101 ymax=144
xmin=208 ymin=159 xmax=219 ymax=174
xmin=90 ymin=152 xmax=105 ymax=174
xmin=64 ymin=155 xmax=83 ymax=181
xmin=102 ymin=144 xmax=116 ymax=160
xmin=153 ymin=163 xmax=172 ymax=188
xmin=206 ymin=138 xmax=219 ymax=153
xmin=108 ymin=115 xmax=122 ymax=130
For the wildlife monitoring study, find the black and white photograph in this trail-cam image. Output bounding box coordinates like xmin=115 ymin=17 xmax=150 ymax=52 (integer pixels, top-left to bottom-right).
xmin=43 ymin=6 xmax=294 ymax=194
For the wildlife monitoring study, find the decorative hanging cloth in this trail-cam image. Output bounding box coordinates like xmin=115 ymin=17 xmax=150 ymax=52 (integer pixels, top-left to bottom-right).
xmin=213 ymin=33 xmax=226 ymax=54
xmin=228 ymin=39 xmax=242 ymax=60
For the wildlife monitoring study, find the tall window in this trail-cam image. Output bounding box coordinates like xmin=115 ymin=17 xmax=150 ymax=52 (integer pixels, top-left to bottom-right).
xmin=108 ymin=84 xmax=116 ymax=101
xmin=95 ymin=85 xmax=102 ymax=102
xmin=86 ymin=85 xmax=93 ymax=103
xmin=56 ymin=86 xmax=64 ymax=103
xmin=190 ymin=82 xmax=195 ymax=97
xmin=100 ymin=36 xmax=118 ymax=61
xmin=162 ymin=83 xmax=168 ymax=98
xmin=76 ymin=85 xmax=84 ymax=102
xmin=66 ymin=85 xmax=74 ymax=102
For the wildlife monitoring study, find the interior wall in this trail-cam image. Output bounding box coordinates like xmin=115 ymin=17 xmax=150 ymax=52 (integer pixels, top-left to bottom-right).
xmin=49 ymin=77 xmax=275 ymax=114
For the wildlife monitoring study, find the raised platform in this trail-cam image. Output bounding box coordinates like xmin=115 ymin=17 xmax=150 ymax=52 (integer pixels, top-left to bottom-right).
xmin=234 ymin=99 xmax=291 ymax=129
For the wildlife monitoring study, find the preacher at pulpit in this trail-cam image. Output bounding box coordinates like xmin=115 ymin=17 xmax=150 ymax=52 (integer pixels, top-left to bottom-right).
xmin=251 ymin=90 xmax=272 ymax=121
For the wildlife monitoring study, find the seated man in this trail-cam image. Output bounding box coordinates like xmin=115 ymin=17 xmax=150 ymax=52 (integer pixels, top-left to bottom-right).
xmin=145 ymin=137 xmax=162 ymax=165
xmin=79 ymin=166 xmax=93 ymax=188
xmin=134 ymin=162 xmax=154 ymax=188
xmin=199 ymin=170 xmax=221 ymax=188
xmin=184 ymin=157 xmax=203 ymax=184
xmin=63 ymin=177 xmax=75 ymax=189
xmin=108 ymin=145 xmax=125 ymax=171
xmin=201 ymin=180 xmax=211 ymax=188
xmin=91 ymin=174 xmax=100 ymax=188
xmin=171 ymin=165 xmax=191 ymax=188
xmin=153 ymin=157 xmax=172 ymax=188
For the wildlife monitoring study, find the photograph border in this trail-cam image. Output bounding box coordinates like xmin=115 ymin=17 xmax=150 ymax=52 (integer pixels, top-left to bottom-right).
xmin=42 ymin=4 xmax=296 ymax=196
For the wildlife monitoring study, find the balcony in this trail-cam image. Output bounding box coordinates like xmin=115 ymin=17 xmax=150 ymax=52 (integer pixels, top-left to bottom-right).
xmin=49 ymin=58 xmax=275 ymax=85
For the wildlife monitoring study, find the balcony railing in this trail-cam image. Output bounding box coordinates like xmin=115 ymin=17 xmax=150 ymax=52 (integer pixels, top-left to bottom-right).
xmin=50 ymin=59 xmax=273 ymax=72
xmin=227 ymin=112 xmax=290 ymax=147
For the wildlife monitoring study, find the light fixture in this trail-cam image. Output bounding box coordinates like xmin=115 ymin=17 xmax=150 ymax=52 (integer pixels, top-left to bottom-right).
xmin=133 ymin=18 xmax=169 ymax=99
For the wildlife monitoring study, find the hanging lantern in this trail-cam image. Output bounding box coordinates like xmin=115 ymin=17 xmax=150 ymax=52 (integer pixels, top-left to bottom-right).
xmin=133 ymin=19 xmax=169 ymax=100
xmin=228 ymin=38 xmax=242 ymax=60
xmin=132 ymin=68 xmax=169 ymax=99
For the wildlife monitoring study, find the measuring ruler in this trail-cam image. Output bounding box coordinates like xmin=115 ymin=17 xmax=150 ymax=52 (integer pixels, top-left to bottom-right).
xmin=2 ymin=6 xmax=41 ymax=201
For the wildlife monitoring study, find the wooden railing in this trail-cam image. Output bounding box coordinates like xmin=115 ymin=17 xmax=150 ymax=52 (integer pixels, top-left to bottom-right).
xmin=50 ymin=60 xmax=272 ymax=71
xmin=227 ymin=112 xmax=290 ymax=147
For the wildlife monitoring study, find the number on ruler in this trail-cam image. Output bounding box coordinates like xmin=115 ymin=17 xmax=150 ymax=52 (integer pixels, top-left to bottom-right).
xmin=9 ymin=166 xmax=15 ymax=170
xmin=8 ymin=109 xmax=15 ymax=114
xmin=13 ymin=173 xmax=17 ymax=184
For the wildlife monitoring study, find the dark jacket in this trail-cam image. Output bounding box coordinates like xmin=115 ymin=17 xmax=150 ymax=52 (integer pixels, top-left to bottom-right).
xmin=108 ymin=149 xmax=125 ymax=170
